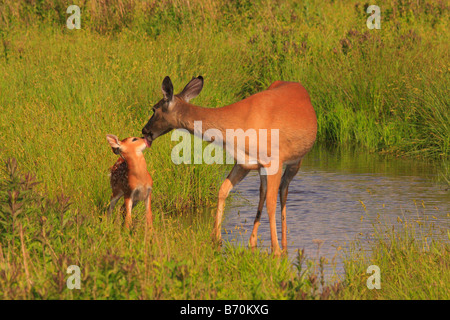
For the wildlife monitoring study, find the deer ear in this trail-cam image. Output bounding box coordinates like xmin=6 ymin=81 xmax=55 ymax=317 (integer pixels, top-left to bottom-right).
xmin=106 ymin=134 xmax=121 ymax=154
xmin=161 ymin=76 xmax=174 ymax=102
xmin=179 ymin=76 xmax=204 ymax=102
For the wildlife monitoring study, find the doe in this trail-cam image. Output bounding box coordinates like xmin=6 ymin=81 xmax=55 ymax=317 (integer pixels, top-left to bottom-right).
xmin=141 ymin=76 xmax=317 ymax=256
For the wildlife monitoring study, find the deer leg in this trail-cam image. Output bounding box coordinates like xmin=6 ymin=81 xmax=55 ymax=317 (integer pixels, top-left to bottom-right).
xmin=145 ymin=188 xmax=153 ymax=229
xmin=123 ymin=197 xmax=133 ymax=229
xmin=265 ymin=166 xmax=283 ymax=256
xmin=211 ymin=164 xmax=249 ymax=244
xmin=279 ymin=160 xmax=302 ymax=253
xmin=249 ymin=171 xmax=267 ymax=249
xmin=108 ymin=191 xmax=123 ymax=217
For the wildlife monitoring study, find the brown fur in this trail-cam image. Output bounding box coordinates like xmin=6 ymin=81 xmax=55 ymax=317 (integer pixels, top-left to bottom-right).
xmin=107 ymin=136 xmax=153 ymax=229
xmin=142 ymin=77 xmax=317 ymax=255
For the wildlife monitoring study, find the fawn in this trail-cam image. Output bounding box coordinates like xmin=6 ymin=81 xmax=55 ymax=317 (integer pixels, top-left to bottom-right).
xmin=106 ymin=134 xmax=153 ymax=228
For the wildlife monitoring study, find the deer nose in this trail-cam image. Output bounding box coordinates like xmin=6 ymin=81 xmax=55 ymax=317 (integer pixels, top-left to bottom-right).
xmin=142 ymin=128 xmax=153 ymax=140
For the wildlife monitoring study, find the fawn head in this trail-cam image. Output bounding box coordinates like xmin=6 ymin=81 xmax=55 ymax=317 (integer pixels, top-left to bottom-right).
xmin=141 ymin=76 xmax=204 ymax=143
xmin=106 ymin=134 xmax=151 ymax=159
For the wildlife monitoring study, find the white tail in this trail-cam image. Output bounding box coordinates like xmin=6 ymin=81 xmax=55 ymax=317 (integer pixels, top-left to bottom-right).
xmin=106 ymin=134 xmax=153 ymax=229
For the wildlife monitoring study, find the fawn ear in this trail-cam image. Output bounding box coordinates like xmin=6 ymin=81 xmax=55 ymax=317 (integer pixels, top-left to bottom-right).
xmin=106 ymin=134 xmax=121 ymax=154
xmin=178 ymin=76 xmax=204 ymax=102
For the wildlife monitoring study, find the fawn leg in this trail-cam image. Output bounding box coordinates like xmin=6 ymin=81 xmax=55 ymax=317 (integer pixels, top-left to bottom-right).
xmin=108 ymin=191 xmax=123 ymax=217
xmin=123 ymin=197 xmax=133 ymax=228
xmin=145 ymin=188 xmax=153 ymax=229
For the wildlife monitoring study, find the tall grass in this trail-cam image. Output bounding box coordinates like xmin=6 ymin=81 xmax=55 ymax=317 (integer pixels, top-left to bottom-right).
xmin=341 ymin=213 xmax=449 ymax=299
xmin=1 ymin=158 xmax=447 ymax=299
xmin=0 ymin=1 xmax=448 ymax=204
xmin=0 ymin=26 xmax=234 ymax=214
xmin=0 ymin=159 xmax=342 ymax=299
xmin=1 ymin=1 xmax=448 ymax=157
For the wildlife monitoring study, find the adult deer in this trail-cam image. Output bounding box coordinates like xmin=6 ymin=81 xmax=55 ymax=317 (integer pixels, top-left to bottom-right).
xmin=142 ymin=76 xmax=317 ymax=256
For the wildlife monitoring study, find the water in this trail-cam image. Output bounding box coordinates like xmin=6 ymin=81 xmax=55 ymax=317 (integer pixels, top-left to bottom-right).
xmin=222 ymin=146 xmax=449 ymax=280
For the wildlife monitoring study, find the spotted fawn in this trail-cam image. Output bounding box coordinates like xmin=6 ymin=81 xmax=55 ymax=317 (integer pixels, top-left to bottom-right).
xmin=106 ymin=134 xmax=153 ymax=228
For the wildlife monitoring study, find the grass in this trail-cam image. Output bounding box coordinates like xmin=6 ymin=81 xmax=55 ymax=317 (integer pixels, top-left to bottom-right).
xmin=0 ymin=156 xmax=448 ymax=300
xmin=0 ymin=160 xmax=341 ymax=299
xmin=0 ymin=0 xmax=448 ymax=299
xmin=341 ymin=213 xmax=450 ymax=299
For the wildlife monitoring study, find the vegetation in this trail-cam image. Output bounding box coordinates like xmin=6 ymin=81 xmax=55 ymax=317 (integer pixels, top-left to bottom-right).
xmin=0 ymin=159 xmax=342 ymax=299
xmin=1 ymin=159 xmax=448 ymax=299
xmin=341 ymin=212 xmax=449 ymax=299
xmin=0 ymin=0 xmax=448 ymax=299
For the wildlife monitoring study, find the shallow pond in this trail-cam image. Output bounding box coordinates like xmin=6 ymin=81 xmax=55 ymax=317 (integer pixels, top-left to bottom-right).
xmin=222 ymin=146 xmax=449 ymax=279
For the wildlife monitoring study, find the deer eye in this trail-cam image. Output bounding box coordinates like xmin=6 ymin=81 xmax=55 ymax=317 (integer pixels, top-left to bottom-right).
xmin=132 ymin=138 xmax=138 ymax=142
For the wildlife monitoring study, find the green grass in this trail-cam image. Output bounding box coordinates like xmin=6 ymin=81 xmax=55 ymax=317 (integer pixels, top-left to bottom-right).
xmin=341 ymin=213 xmax=450 ymax=299
xmin=0 ymin=160 xmax=338 ymax=299
xmin=0 ymin=0 xmax=448 ymax=299
xmin=1 ymin=158 xmax=448 ymax=299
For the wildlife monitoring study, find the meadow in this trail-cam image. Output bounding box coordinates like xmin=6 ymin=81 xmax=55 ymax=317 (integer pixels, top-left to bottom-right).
xmin=0 ymin=0 xmax=448 ymax=299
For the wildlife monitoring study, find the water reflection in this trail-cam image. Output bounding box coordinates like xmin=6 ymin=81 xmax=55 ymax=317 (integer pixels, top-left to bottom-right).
xmin=222 ymin=146 xmax=449 ymax=279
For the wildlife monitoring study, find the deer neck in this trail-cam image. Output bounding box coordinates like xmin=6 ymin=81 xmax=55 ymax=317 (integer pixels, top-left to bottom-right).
xmin=177 ymin=102 xmax=228 ymax=138
xmin=124 ymin=153 xmax=148 ymax=178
